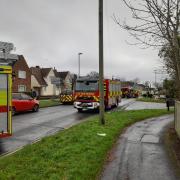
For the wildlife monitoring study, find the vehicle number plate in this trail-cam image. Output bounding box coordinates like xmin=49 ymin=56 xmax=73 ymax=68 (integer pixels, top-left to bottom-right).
xmin=82 ymin=103 xmax=88 ymax=107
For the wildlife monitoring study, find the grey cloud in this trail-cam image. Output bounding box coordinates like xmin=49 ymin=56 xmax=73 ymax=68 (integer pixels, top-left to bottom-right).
xmin=0 ymin=0 xmax=162 ymax=82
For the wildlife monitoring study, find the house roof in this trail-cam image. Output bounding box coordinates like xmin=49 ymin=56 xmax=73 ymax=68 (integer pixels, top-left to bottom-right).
xmin=41 ymin=68 xmax=51 ymax=77
xmin=12 ymin=55 xmax=31 ymax=74
xmin=57 ymin=71 xmax=69 ymax=80
xmin=30 ymin=67 xmax=47 ymax=86
xmin=53 ymin=69 xmax=59 ymax=77
xmin=12 ymin=55 xmax=28 ymax=67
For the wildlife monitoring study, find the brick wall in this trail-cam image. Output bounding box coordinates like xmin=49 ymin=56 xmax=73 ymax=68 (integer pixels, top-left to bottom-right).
xmin=12 ymin=55 xmax=31 ymax=92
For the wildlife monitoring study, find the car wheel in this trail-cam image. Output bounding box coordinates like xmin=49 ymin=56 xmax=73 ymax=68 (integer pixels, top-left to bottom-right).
xmin=33 ymin=104 xmax=39 ymax=112
xmin=12 ymin=107 xmax=16 ymax=116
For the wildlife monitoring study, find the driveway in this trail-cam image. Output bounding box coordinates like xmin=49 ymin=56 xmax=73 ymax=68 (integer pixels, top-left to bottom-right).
xmin=101 ymin=114 xmax=178 ymax=180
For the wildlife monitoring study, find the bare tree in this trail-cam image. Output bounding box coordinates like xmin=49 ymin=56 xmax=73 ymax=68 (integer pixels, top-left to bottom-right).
xmin=114 ymin=0 xmax=180 ymax=99
xmin=154 ymin=82 xmax=163 ymax=96
xmin=86 ymin=71 xmax=99 ymax=78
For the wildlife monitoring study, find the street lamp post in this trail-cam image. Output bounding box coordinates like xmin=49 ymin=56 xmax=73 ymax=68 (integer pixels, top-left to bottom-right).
xmin=78 ymin=52 xmax=83 ymax=78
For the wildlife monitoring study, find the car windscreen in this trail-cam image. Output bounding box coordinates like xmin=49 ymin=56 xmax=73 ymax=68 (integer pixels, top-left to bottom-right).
xmin=75 ymin=81 xmax=98 ymax=92
xmin=12 ymin=93 xmax=21 ymax=100
xmin=21 ymin=93 xmax=32 ymax=100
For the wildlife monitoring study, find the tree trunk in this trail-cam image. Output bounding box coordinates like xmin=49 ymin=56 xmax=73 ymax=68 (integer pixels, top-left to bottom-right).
xmin=173 ymin=35 xmax=180 ymax=100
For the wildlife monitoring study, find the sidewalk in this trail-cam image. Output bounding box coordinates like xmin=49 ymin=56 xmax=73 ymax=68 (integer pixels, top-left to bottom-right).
xmin=101 ymin=114 xmax=178 ymax=180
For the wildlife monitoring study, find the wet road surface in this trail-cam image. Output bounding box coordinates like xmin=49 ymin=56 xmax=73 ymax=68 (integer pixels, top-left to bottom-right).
xmin=0 ymin=105 xmax=92 ymax=155
xmin=0 ymin=99 xmax=162 ymax=156
xmin=101 ymin=114 xmax=178 ymax=180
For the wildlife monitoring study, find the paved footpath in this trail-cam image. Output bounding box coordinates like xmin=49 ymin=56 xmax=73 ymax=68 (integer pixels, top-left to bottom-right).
xmin=101 ymin=114 xmax=178 ymax=180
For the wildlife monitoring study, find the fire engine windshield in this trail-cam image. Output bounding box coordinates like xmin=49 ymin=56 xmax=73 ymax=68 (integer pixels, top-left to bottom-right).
xmin=75 ymin=81 xmax=98 ymax=92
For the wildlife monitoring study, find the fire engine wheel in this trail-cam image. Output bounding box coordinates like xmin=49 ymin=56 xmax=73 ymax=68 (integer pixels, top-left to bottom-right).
xmin=33 ymin=104 xmax=39 ymax=112
xmin=12 ymin=107 xmax=16 ymax=116
xmin=78 ymin=109 xmax=83 ymax=113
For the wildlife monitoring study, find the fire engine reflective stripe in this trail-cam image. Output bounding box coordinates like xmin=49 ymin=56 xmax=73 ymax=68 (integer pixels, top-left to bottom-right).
xmin=104 ymin=83 xmax=106 ymax=92
xmin=0 ymin=66 xmax=12 ymax=74
xmin=93 ymin=96 xmax=99 ymax=101
xmin=109 ymin=91 xmax=122 ymax=97
xmin=60 ymin=95 xmax=73 ymax=102
xmin=0 ymin=91 xmax=7 ymax=106
xmin=110 ymin=92 xmax=113 ymax=97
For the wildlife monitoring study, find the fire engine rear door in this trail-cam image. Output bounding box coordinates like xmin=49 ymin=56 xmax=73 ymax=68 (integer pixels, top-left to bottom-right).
xmin=0 ymin=66 xmax=12 ymax=137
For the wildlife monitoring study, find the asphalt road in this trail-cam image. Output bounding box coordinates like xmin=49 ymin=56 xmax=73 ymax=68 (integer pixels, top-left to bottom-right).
xmin=0 ymin=99 xmax=163 ymax=156
xmin=0 ymin=105 xmax=93 ymax=155
xmin=0 ymin=99 xmax=135 ymax=155
xmin=101 ymin=114 xmax=178 ymax=180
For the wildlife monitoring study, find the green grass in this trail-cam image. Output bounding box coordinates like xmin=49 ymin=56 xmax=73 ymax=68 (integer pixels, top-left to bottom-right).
xmin=0 ymin=109 xmax=173 ymax=180
xmin=39 ymin=99 xmax=61 ymax=108
xmin=137 ymin=97 xmax=166 ymax=103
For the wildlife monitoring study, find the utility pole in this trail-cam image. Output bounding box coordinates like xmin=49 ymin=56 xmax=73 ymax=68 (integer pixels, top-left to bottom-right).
xmin=99 ymin=0 xmax=105 ymax=125
xmin=154 ymin=70 xmax=157 ymax=85
xmin=154 ymin=69 xmax=168 ymax=85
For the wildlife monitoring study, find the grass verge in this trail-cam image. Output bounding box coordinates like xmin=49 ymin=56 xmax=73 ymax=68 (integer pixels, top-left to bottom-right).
xmin=137 ymin=97 xmax=165 ymax=103
xmin=0 ymin=109 xmax=173 ymax=180
xmin=39 ymin=99 xmax=61 ymax=108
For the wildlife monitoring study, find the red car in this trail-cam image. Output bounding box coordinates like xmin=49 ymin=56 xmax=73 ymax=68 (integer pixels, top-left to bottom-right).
xmin=12 ymin=93 xmax=39 ymax=115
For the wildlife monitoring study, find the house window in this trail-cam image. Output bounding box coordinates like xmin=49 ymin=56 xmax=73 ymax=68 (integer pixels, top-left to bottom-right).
xmin=18 ymin=85 xmax=26 ymax=92
xmin=18 ymin=70 xmax=26 ymax=79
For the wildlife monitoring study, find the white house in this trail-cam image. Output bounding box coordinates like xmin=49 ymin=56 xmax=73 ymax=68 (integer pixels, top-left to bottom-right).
xmin=31 ymin=66 xmax=60 ymax=97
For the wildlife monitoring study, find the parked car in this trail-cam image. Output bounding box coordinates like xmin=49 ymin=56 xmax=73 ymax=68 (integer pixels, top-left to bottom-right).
xmin=12 ymin=93 xmax=39 ymax=115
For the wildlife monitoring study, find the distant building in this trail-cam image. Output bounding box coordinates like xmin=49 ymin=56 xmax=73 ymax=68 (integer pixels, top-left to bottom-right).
xmin=31 ymin=66 xmax=60 ymax=97
xmin=121 ymin=81 xmax=148 ymax=95
xmin=30 ymin=66 xmax=47 ymax=97
xmin=12 ymin=55 xmax=31 ymax=93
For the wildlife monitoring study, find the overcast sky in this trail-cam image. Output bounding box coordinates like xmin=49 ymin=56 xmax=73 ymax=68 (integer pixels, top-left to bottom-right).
xmin=0 ymin=0 xmax=166 ymax=83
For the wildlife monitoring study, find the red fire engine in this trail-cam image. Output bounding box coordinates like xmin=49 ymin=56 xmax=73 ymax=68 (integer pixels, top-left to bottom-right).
xmin=121 ymin=87 xmax=139 ymax=98
xmin=74 ymin=77 xmax=121 ymax=112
